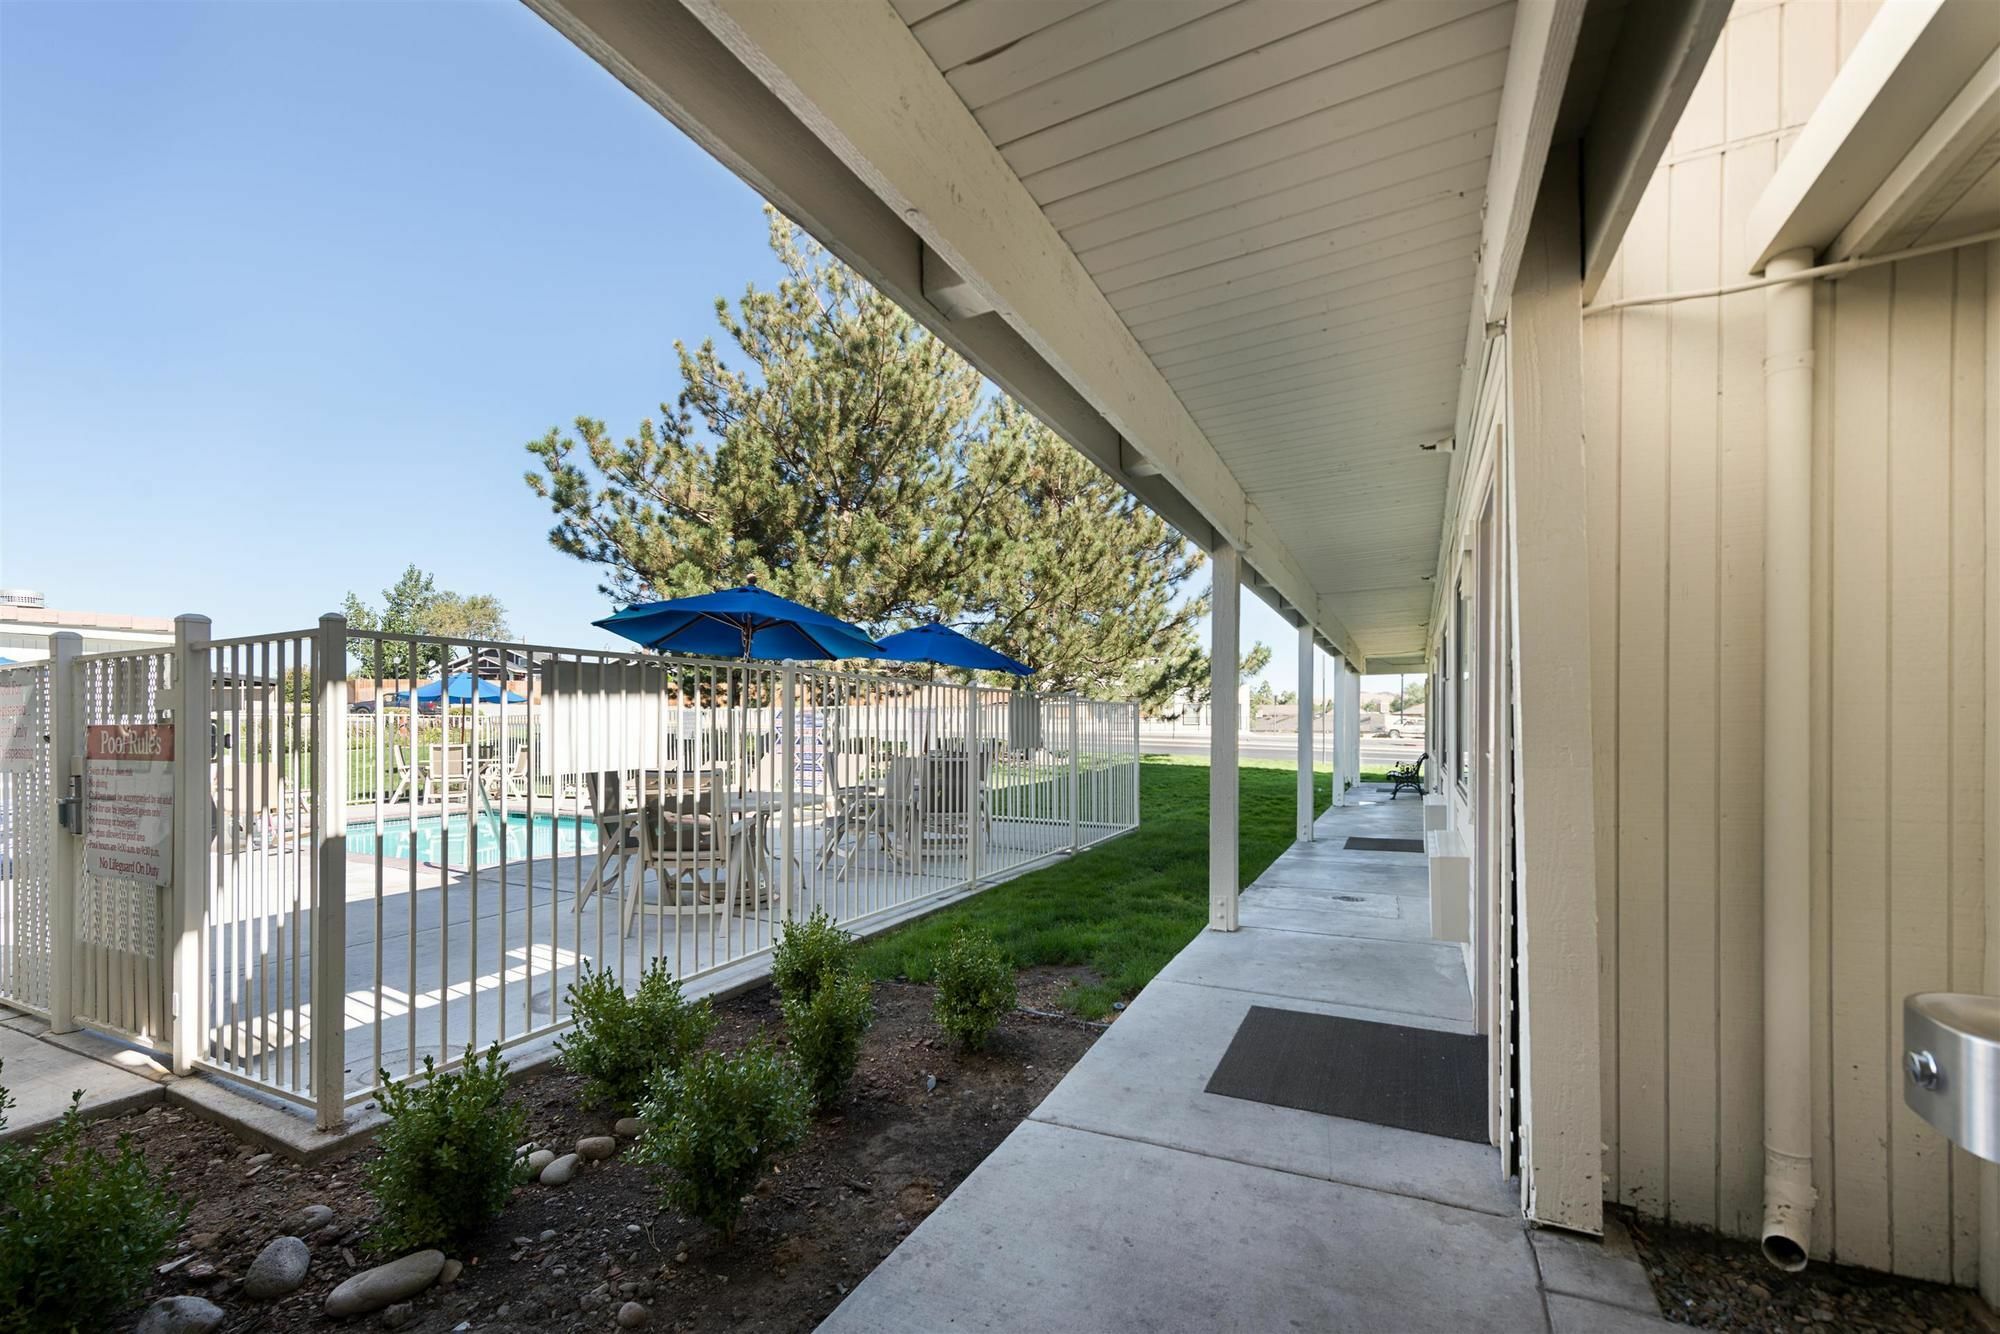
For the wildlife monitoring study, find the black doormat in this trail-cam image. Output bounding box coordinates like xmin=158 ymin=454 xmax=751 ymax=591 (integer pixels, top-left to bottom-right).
xmin=1205 ymin=1006 xmax=1488 ymax=1143
xmin=1344 ymin=835 xmax=1425 ymax=853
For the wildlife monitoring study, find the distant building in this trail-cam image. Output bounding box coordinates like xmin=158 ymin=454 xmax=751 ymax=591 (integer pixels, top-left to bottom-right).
xmin=0 ymin=589 xmax=174 ymax=662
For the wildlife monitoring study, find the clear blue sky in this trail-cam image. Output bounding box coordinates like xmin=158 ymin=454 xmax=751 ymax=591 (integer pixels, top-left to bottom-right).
xmin=0 ymin=0 xmax=1349 ymax=688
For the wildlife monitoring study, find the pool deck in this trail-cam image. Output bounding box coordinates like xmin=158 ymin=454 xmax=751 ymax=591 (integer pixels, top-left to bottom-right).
xmin=198 ymin=808 xmax=1121 ymax=1108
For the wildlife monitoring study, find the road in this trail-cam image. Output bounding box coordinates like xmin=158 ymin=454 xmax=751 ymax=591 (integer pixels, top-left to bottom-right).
xmin=1138 ymin=730 xmax=1422 ymax=771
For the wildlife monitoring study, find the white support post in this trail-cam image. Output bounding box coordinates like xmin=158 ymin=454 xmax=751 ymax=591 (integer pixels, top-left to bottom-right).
xmin=965 ymin=685 xmax=981 ymax=886
xmin=311 ymin=614 xmax=349 ymax=1131
xmin=1327 ymin=658 xmax=1347 ymax=806
xmin=1341 ymin=663 xmax=1362 ymax=805
xmin=779 ymin=663 xmax=797 ymax=924
xmin=1981 ymin=238 xmax=2000 ymax=1310
xmin=169 ymin=614 xmax=211 ymax=1075
xmin=1504 ymin=147 xmax=1603 ymax=1234
xmin=46 ymin=631 xmax=80 ymax=1035
xmin=1067 ymin=695 xmax=1081 ymax=854
xmin=1209 ymin=544 xmax=1241 ymax=931
xmin=1296 ymin=623 xmax=1314 ymax=841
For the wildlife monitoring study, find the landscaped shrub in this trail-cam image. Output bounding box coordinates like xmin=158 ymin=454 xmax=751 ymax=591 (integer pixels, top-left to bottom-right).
xmin=366 ymin=1044 xmax=527 ymax=1252
xmin=558 ymin=959 xmax=717 ymax=1108
xmin=771 ymin=909 xmax=854 ymax=1004
xmin=782 ymin=968 xmax=874 ymax=1110
xmin=633 ymin=1043 xmax=810 ymax=1241
xmin=932 ymin=926 xmax=1017 ymax=1051
xmin=0 ymin=1065 xmax=185 ymax=1334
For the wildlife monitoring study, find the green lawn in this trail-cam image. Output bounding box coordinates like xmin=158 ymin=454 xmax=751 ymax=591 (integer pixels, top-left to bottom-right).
xmin=855 ymin=755 xmax=1331 ymax=1018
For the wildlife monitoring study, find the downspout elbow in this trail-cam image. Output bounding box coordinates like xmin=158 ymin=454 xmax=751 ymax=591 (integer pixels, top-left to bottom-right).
xmin=1761 ymin=1145 xmax=1816 ymax=1271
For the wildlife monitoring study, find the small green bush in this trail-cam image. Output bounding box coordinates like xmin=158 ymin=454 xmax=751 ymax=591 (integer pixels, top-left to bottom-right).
xmin=783 ymin=968 xmax=874 ymax=1110
xmin=366 ymin=1044 xmax=527 ymax=1252
xmin=932 ymin=927 xmax=1017 ymax=1051
xmin=771 ymin=909 xmax=854 ymax=1005
xmin=0 ymin=1065 xmax=185 ymax=1334
xmin=558 ymin=960 xmax=717 ymax=1108
xmin=633 ymin=1043 xmax=810 ymax=1241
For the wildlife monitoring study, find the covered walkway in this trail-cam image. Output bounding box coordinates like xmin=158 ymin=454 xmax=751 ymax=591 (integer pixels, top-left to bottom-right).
xmin=817 ymin=795 xmax=1669 ymax=1333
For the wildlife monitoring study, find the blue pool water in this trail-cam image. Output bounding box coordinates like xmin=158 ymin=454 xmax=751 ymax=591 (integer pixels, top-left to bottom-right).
xmin=348 ymin=811 xmax=599 ymax=869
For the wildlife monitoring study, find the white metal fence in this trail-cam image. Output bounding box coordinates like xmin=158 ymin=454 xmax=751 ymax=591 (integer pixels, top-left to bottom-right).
xmin=196 ymin=618 xmax=1139 ymax=1125
xmin=0 ymin=616 xmax=1140 ymax=1126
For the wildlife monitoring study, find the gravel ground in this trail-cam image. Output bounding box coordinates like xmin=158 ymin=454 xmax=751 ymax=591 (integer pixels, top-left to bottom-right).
xmin=96 ymin=979 xmax=1099 ymax=1333
xmin=1623 ymin=1208 xmax=1992 ymax=1333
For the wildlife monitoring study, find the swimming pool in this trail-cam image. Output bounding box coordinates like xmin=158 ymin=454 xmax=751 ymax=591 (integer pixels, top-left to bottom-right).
xmin=347 ymin=810 xmax=600 ymax=869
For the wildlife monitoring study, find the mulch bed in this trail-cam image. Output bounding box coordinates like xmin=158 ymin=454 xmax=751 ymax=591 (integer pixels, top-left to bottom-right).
xmin=1623 ymin=1208 xmax=1992 ymax=1333
xmin=99 ymin=979 xmax=1099 ymax=1332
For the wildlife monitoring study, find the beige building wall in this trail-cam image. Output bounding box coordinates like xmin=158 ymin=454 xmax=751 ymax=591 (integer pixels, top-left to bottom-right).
xmin=1585 ymin=0 xmax=1991 ymax=1281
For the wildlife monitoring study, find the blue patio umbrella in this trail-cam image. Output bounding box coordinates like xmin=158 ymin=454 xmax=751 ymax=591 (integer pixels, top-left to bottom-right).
xmin=594 ymin=583 xmax=886 ymax=661
xmin=394 ymin=673 xmax=526 ymax=706
xmin=876 ymin=622 xmax=1033 ymax=675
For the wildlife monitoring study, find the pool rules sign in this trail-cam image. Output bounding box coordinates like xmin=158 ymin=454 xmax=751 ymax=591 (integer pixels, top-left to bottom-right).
xmin=85 ymin=723 xmax=174 ymax=884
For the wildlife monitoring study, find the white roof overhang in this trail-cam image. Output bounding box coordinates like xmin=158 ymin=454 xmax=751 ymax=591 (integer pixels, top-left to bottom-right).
xmin=1747 ymin=0 xmax=2000 ymax=270
xmin=526 ymin=0 xmax=1725 ymax=668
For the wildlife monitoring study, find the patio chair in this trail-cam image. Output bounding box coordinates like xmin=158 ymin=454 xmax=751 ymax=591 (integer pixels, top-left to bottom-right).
xmin=384 ymin=744 xmax=413 ymax=805
xmin=484 ymin=746 xmax=530 ymax=802
xmin=633 ymin=800 xmax=725 ymax=934
xmin=422 ymin=744 xmax=471 ymax=804
xmin=572 ymin=771 xmax=635 ymax=915
xmin=830 ymin=755 xmax=922 ymax=881
xmin=624 ymin=777 xmax=776 ymax=930
xmin=919 ymin=748 xmax=992 ymax=854
xmin=1388 ymin=752 xmax=1426 ymax=799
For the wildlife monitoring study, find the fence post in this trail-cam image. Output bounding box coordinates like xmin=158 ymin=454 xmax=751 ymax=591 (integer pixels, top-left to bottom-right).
xmin=1130 ymin=701 xmax=1141 ymax=829
xmin=778 ymin=662 xmax=796 ymax=927
xmin=169 ymin=615 xmax=211 ymax=1075
xmin=312 ymin=614 xmax=349 ymax=1130
xmin=964 ymin=685 xmax=980 ymax=889
xmin=1068 ymin=694 xmax=1081 ymax=854
xmin=46 ymin=631 xmax=81 ymax=1034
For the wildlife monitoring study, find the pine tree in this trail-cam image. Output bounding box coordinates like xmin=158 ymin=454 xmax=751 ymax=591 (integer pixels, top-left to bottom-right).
xmin=525 ymin=210 xmax=1208 ymax=707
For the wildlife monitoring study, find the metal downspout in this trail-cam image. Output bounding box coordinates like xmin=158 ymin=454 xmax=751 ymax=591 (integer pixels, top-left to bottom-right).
xmin=1761 ymin=248 xmax=1817 ymax=1271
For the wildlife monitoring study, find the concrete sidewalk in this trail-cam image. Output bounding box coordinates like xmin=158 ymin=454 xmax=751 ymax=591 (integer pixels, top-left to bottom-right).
xmin=0 ymin=1012 xmax=165 ymax=1141
xmin=817 ymin=795 xmax=1671 ymax=1333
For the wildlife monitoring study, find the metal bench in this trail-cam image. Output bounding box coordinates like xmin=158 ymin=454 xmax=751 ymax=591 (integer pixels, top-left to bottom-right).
xmin=1388 ymin=752 xmax=1426 ymax=799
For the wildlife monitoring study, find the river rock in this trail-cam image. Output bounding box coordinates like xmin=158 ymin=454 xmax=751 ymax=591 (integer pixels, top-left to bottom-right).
xmin=323 ymin=1250 xmax=446 ymax=1318
xmin=524 ymin=1149 xmax=556 ymax=1174
xmin=613 ymin=1117 xmax=642 ymax=1137
xmin=243 ymin=1235 xmax=310 ymax=1299
xmin=135 ymin=1296 xmax=226 ymax=1334
xmin=576 ymin=1135 xmax=616 ymax=1161
xmin=616 ymin=1301 xmax=652 ymax=1329
xmin=285 ymin=1204 xmax=335 ymax=1235
xmin=439 ymin=1258 xmax=463 ymax=1287
xmin=540 ymin=1152 xmax=579 ymax=1186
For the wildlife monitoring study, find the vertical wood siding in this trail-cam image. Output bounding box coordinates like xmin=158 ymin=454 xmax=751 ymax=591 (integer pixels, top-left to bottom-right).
xmin=1584 ymin=0 xmax=1990 ymax=1281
